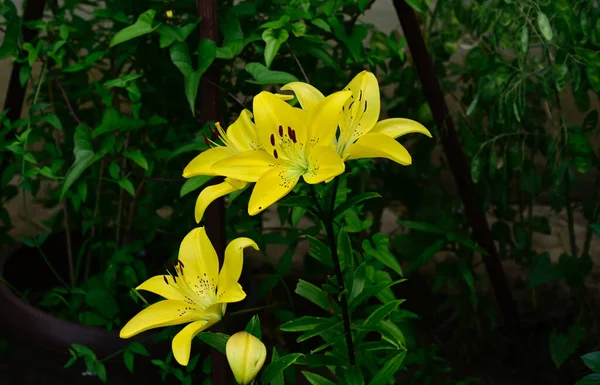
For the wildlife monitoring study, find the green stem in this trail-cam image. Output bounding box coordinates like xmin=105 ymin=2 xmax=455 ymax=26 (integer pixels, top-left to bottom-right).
xmin=323 ymin=177 xmax=356 ymax=366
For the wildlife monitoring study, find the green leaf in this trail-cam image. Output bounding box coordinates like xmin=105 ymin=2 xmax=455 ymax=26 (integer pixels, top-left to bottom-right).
xmin=334 ymin=192 xmax=380 ymax=218
xmin=128 ymin=342 xmax=150 ymax=356
xmin=350 ymin=279 xmax=406 ymax=312
xmin=292 ymin=21 xmax=307 ymax=37
xmin=157 ymin=22 xmax=198 ymax=48
xmin=337 ymin=229 xmax=352 ymax=270
xmin=123 ymin=149 xmax=148 ymax=170
xmin=306 ymin=236 xmax=333 ymax=267
xmin=310 ymin=19 xmax=331 ymax=33
xmin=118 ymin=178 xmax=135 ymax=197
xmin=369 ymin=350 xmax=407 ymax=385
xmin=196 ymin=332 xmax=229 ymax=354
xmin=537 ymin=12 xmax=553 ymax=41
xmin=95 ymin=362 xmax=108 ymax=383
xmin=295 ymin=279 xmax=340 ymax=313
xmin=124 ymin=350 xmax=134 ymax=373
xmin=261 ymin=354 xmax=303 ymax=384
xmin=405 ymin=0 xmax=426 ymax=13
xmin=245 ymin=315 xmax=262 ymax=339
xmin=170 ymin=42 xmax=193 ymax=76
xmin=587 ymin=66 xmax=600 ymax=92
xmin=184 ymin=71 xmax=202 ymax=116
xmin=197 ymin=39 xmax=217 ymax=75
xmin=280 ymin=316 xmax=331 ymax=332
xmin=582 ymin=352 xmax=600 ymax=373
xmin=302 ymin=371 xmax=335 ymax=385
xmin=362 ymin=233 xmax=402 ymax=276
xmin=19 ymin=65 xmax=31 ymax=87
xmin=344 ymin=366 xmax=364 ymax=385
xmin=520 ymin=26 xmax=529 ymax=53
xmin=269 ymin=348 xmax=283 ymax=385
xmin=72 ymin=343 xmax=96 ymax=358
xmin=61 ymin=125 xmax=100 ymax=200
xmin=549 ymin=324 xmax=585 ymax=368
xmin=180 ymin=175 xmax=213 ymax=197
xmin=466 ymin=93 xmax=479 ymax=116
xmin=0 ymin=17 xmax=19 ymax=59
xmin=110 ymin=9 xmax=157 ymax=47
xmin=575 ymin=374 xmax=600 ymax=385
xmin=262 ymin=28 xmax=289 ymax=68
xmin=46 ymin=113 xmax=63 ymax=130
xmin=246 ymin=62 xmax=298 ymax=85
xmin=364 ymin=300 xmax=405 ymax=327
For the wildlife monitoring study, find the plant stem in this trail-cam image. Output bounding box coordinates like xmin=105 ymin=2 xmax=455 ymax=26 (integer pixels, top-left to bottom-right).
xmin=323 ymin=177 xmax=356 ymax=366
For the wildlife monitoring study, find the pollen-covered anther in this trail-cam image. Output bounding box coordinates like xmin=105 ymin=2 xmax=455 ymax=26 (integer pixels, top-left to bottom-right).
xmin=164 ymin=276 xmax=169 ymax=285
xmin=273 ymin=149 xmax=278 ymax=159
xmin=278 ymin=125 xmax=284 ymax=137
xmin=203 ymin=133 xmax=211 ymax=147
xmin=270 ymin=134 xmax=275 ymax=146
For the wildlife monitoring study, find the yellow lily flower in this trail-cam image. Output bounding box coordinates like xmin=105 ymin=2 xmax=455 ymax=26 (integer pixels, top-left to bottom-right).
xmin=226 ymin=331 xmax=267 ymax=385
xmin=183 ymin=110 xmax=260 ymax=223
xmin=119 ymin=227 xmax=259 ymax=366
xmin=281 ymin=70 xmax=432 ymax=165
xmin=211 ymin=90 xmax=351 ymax=215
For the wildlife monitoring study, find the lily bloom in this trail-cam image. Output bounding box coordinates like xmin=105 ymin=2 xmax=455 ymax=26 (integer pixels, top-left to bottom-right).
xmin=211 ymin=90 xmax=351 ymax=215
xmin=119 ymin=227 xmax=259 ymax=366
xmin=182 ymin=110 xmax=260 ymax=223
xmin=281 ymin=70 xmax=432 ymax=165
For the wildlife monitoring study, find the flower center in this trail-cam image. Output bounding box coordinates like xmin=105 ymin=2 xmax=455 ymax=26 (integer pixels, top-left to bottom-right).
xmin=269 ymin=125 xmax=308 ymax=175
xmin=165 ymin=260 xmax=217 ymax=309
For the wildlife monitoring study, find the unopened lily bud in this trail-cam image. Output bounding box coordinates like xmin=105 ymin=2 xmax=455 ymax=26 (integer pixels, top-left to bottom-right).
xmin=226 ymin=331 xmax=267 ymax=385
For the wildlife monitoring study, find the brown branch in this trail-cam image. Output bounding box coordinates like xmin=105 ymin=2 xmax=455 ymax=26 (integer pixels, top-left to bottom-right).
xmin=52 ymin=75 xmax=82 ymax=125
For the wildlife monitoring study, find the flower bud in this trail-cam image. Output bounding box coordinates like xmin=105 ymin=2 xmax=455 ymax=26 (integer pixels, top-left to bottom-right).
xmin=226 ymin=331 xmax=267 ymax=385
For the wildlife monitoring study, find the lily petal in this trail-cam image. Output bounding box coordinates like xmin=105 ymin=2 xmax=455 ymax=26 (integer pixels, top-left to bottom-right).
xmin=303 ymin=145 xmax=345 ymax=184
xmin=195 ymin=179 xmax=248 ymax=223
xmin=216 ymin=281 xmax=247 ymax=304
xmin=248 ymin=167 xmax=300 ymax=215
xmin=348 ymin=132 xmax=412 ymax=165
xmin=253 ymin=91 xmax=309 ymax=149
xmin=371 ymin=118 xmax=432 ymax=139
xmin=340 ymin=71 xmax=381 ymax=139
xmin=217 ymin=237 xmax=259 ymax=290
xmin=280 ymin=82 xmax=325 ymax=110
xmin=136 ymin=275 xmax=186 ymax=301
xmin=119 ymin=300 xmax=203 ymax=338
xmin=179 ymin=227 xmax=219 ymax=288
xmin=171 ymin=306 xmax=221 ymax=366
xmin=227 ymin=110 xmax=261 ymax=152
xmin=211 ymin=150 xmax=276 ymax=182
xmin=305 ymin=90 xmax=351 ymax=147
xmin=183 ymin=147 xmax=236 ymax=178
